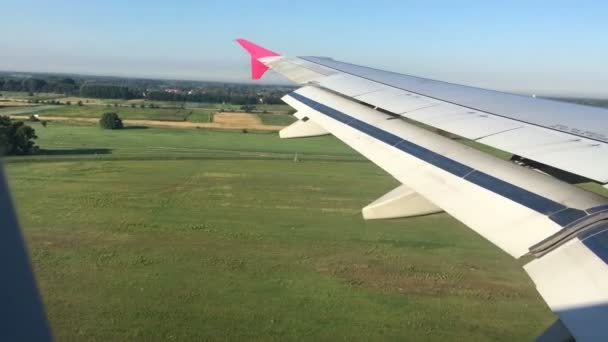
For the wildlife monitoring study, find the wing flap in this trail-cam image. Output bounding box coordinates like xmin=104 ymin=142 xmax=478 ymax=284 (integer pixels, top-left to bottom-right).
xmin=479 ymin=126 xmax=608 ymax=183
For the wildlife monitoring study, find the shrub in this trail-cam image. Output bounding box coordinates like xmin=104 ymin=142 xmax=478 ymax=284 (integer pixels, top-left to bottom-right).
xmin=99 ymin=112 xmax=123 ymax=130
xmin=0 ymin=116 xmax=38 ymax=155
xmin=240 ymin=104 xmax=256 ymax=113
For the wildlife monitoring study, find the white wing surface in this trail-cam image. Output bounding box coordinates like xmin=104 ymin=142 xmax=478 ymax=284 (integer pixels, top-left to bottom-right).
xmin=237 ymin=39 xmax=608 ymax=341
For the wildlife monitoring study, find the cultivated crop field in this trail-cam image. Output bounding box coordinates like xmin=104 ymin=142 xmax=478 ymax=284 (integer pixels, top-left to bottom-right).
xmin=5 ymin=122 xmax=554 ymax=341
xmin=0 ymin=93 xmax=295 ymax=125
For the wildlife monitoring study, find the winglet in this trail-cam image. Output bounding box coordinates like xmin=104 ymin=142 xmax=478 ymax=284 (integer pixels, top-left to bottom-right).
xmin=235 ymin=38 xmax=280 ymax=80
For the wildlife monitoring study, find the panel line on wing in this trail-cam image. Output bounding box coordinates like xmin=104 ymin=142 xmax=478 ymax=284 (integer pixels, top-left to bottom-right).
xmin=301 ymin=56 xmax=608 ymax=147
xmin=474 ymin=126 xmax=524 ymax=141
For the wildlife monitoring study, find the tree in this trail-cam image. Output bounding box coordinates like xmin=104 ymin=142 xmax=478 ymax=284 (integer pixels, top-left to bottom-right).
xmin=99 ymin=112 xmax=123 ymax=130
xmin=77 ymin=100 xmax=83 ymax=106
xmin=0 ymin=117 xmax=8 ymax=154
xmin=240 ymin=104 xmax=256 ymax=113
xmin=66 ymin=101 xmax=71 ymax=106
xmin=80 ymin=84 xmax=134 ymax=99
xmin=21 ymin=78 xmax=47 ymax=93
xmin=60 ymin=78 xmax=76 ymax=85
xmin=0 ymin=116 xmax=38 ymax=155
xmin=2 ymin=79 xmax=21 ymax=91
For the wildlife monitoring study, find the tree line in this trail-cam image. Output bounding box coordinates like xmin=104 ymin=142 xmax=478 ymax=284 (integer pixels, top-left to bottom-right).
xmin=145 ymin=90 xmax=284 ymax=105
xmin=0 ymin=77 xmax=77 ymax=94
xmin=80 ymin=84 xmax=136 ymax=99
xmin=0 ymin=73 xmax=292 ymax=105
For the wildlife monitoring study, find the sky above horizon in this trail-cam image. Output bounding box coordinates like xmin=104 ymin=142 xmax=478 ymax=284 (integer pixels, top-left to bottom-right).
xmin=1 ymin=0 xmax=607 ymax=97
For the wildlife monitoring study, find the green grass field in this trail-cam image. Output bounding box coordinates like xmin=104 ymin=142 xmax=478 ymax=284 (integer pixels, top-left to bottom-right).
xmin=3 ymin=104 xmax=203 ymax=122
xmin=257 ymin=112 xmax=297 ymax=125
xmin=0 ymin=105 xmax=61 ymax=116
xmin=187 ymin=109 xmax=214 ymax=123
xmin=4 ymin=123 xmax=554 ymax=341
xmin=2 ymin=102 xmax=294 ymax=124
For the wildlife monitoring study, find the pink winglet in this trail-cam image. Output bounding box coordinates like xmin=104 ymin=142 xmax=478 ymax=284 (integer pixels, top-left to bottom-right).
xmin=236 ymin=38 xmax=280 ymax=80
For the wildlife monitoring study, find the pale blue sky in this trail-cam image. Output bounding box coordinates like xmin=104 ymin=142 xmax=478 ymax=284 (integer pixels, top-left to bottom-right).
xmin=1 ymin=0 xmax=607 ymax=96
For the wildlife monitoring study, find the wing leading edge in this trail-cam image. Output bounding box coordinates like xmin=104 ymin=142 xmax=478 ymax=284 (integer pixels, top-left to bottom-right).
xmin=237 ymin=39 xmax=608 ymax=341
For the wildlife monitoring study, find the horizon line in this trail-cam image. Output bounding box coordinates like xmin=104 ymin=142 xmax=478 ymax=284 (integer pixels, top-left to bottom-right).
xmin=0 ymin=68 xmax=605 ymax=100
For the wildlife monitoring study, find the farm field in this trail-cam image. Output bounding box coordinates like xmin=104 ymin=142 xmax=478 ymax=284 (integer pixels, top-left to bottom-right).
xmin=0 ymin=92 xmax=295 ymax=125
xmin=4 ymin=122 xmax=554 ymax=341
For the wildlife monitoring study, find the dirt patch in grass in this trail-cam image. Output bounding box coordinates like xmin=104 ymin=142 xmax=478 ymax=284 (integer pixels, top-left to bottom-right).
xmin=213 ymin=112 xmax=262 ymax=126
xmin=10 ymin=114 xmax=285 ymax=131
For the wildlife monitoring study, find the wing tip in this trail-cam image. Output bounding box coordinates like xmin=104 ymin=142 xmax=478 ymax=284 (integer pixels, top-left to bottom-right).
xmin=235 ymin=38 xmax=280 ymax=58
xmin=235 ymin=38 xmax=280 ymax=80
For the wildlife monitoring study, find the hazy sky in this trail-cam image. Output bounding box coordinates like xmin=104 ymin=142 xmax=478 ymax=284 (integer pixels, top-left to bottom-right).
xmin=1 ymin=0 xmax=607 ymax=96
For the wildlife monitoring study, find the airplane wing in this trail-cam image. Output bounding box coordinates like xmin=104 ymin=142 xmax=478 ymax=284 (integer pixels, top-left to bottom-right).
xmin=237 ymin=38 xmax=608 ymax=341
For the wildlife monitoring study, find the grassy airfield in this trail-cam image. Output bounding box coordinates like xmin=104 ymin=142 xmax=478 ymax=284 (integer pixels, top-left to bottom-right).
xmin=5 ymin=122 xmax=554 ymax=341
